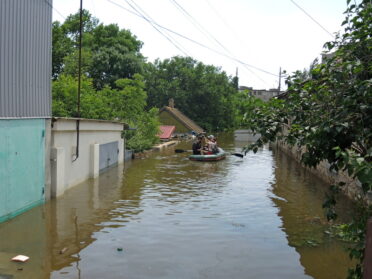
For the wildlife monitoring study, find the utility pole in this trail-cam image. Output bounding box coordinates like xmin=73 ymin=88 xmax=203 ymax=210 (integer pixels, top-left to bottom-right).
xmin=278 ymin=67 xmax=282 ymax=96
xmin=233 ymin=67 xmax=239 ymax=90
xmin=73 ymin=0 xmax=83 ymax=162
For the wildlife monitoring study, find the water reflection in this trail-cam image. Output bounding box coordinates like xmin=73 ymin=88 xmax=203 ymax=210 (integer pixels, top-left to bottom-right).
xmin=0 ymin=133 xmax=355 ymax=279
xmin=270 ymin=147 xmax=355 ymax=279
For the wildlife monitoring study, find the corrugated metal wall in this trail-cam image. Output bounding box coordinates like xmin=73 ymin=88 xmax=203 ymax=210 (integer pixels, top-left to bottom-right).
xmin=0 ymin=0 xmax=52 ymax=118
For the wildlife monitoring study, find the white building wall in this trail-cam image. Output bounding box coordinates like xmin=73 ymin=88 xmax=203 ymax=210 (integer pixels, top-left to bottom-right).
xmin=50 ymin=118 xmax=125 ymax=197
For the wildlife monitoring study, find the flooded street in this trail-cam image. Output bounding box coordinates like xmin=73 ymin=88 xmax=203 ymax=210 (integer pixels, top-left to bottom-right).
xmin=0 ymin=133 xmax=354 ymax=279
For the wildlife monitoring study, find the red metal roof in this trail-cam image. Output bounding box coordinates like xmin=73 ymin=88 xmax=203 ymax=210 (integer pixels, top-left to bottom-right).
xmin=158 ymin=125 xmax=176 ymax=139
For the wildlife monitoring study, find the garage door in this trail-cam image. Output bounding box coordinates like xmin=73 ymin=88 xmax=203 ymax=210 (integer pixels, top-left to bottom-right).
xmin=99 ymin=141 xmax=118 ymax=171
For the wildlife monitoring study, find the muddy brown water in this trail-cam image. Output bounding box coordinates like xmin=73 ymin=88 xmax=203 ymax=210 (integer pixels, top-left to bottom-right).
xmin=0 ymin=133 xmax=355 ymax=279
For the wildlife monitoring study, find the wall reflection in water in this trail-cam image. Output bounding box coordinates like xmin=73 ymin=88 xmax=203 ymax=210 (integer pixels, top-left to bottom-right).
xmin=270 ymin=147 xmax=355 ymax=279
xmin=0 ymin=163 xmax=136 ymax=279
xmin=0 ymin=133 xmax=356 ymax=279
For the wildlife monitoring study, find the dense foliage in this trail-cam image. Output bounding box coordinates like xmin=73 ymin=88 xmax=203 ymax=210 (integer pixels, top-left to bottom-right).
xmin=243 ymin=1 xmax=371 ymax=277
xmin=52 ymin=11 xmax=158 ymax=151
xmin=144 ymin=56 xmax=240 ymax=131
xmin=52 ymin=10 xmax=145 ymax=87
xmin=52 ymin=10 xmax=251 ymax=152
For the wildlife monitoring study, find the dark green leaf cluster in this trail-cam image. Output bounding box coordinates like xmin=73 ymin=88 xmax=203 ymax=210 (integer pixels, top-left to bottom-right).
xmin=244 ymin=0 xmax=371 ymax=192
xmin=52 ymin=10 xmax=159 ymax=151
xmin=242 ymin=1 xmax=371 ymax=277
xmin=144 ymin=56 xmax=240 ymax=131
xmin=52 ymin=10 xmax=144 ymax=88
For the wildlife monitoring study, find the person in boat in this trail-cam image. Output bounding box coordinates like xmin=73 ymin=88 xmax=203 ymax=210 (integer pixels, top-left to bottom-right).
xmin=199 ymin=135 xmax=217 ymax=155
xmin=192 ymin=136 xmax=203 ymax=155
xmin=207 ymin=135 xmax=219 ymax=154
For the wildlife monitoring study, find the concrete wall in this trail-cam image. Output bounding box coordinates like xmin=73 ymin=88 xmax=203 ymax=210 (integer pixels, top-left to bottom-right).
xmin=274 ymin=141 xmax=364 ymax=200
xmin=0 ymin=119 xmax=46 ymax=223
xmin=234 ymin=129 xmax=261 ymax=142
xmin=50 ymin=118 xmax=124 ymax=197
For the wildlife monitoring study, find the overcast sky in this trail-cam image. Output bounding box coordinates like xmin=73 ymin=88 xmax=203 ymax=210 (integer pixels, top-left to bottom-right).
xmin=52 ymin=0 xmax=350 ymax=90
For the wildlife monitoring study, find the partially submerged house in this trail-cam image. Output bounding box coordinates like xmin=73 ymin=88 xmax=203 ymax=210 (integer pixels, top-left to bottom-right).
xmin=159 ymin=99 xmax=204 ymax=135
xmin=158 ymin=125 xmax=176 ymax=141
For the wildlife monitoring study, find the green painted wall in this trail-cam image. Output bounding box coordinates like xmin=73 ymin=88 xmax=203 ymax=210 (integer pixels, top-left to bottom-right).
xmin=0 ymin=119 xmax=45 ymax=223
xmin=159 ymin=111 xmax=189 ymax=133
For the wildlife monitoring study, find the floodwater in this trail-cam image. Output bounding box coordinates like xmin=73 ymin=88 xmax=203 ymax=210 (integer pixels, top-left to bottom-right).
xmin=0 ymin=133 xmax=355 ymax=279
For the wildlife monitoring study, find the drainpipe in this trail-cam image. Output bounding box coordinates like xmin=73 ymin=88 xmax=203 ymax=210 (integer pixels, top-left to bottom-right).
xmin=73 ymin=0 xmax=83 ymax=162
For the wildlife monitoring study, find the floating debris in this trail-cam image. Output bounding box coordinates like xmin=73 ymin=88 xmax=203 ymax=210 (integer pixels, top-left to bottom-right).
xmin=117 ymin=248 xmax=123 ymax=252
xmin=11 ymin=255 xmax=29 ymax=262
xmin=305 ymin=240 xmax=319 ymax=247
xmin=59 ymin=247 xmax=68 ymax=254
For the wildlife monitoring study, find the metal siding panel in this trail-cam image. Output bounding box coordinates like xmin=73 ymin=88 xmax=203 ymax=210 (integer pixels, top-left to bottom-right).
xmin=30 ymin=0 xmax=36 ymax=117
xmin=9 ymin=2 xmax=14 ymax=117
xmin=0 ymin=0 xmax=52 ymax=118
xmin=38 ymin=0 xmax=44 ymax=116
xmin=0 ymin=1 xmax=4 ymax=115
xmin=34 ymin=0 xmax=39 ymax=116
xmin=16 ymin=0 xmax=22 ymax=117
xmin=13 ymin=1 xmax=18 ymax=117
xmin=28 ymin=0 xmax=34 ymax=118
xmin=24 ymin=0 xmax=30 ymax=117
xmin=45 ymin=1 xmax=52 ymax=116
xmin=4 ymin=0 xmax=8 ymax=116
xmin=2 ymin=2 xmax=7 ymax=116
xmin=23 ymin=0 xmax=29 ymax=117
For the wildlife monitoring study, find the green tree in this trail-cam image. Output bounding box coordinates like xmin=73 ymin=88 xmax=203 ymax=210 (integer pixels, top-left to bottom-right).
xmin=52 ymin=21 xmax=74 ymax=79
xmin=113 ymin=74 xmax=148 ymax=121
xmin=144 ymin=56 xmax=239 ymax=131
xmin=52 ymin=74 xmax=112 ymax=119
xmin=243 ymin=1 xmax=371 ymax=277
xmin=52 ymin=10 xmax=144 ymax=88
xmin=52 ymin=10 xmax=98 ymax=79
xmin=232 ymin=90 xmax=265 ymax=127
xmin=89 ymin=23 xmax=145 ymax=89
xmin=126 ymin=108 xmax=160 ymax=152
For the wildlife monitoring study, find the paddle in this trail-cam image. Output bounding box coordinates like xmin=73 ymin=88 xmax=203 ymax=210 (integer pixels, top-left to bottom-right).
xmin=175 ymin=149 xmax=192 ymax=153
xmin=174 ymin=149 xmax=244 ymax=158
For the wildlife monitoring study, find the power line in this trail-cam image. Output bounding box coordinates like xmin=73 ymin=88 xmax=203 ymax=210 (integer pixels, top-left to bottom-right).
xmin=117 ymin=0 xmax=190 ymax=56
xmin=106 ymin=0 xmax=277 ymax=77
xmin=50 ymin=0 xmax=277 ymax=81
xmin=45 ymin=0 xmax=66 ymax=20
xmin=170 ymin=0 xmax=231 ymax=55
xmin=127 ymin=0 xmax=191 ymax=56
xmin=47 ymin=0 xmax=274 ymax=87
xmin=170 ymin=0 xmax=269 ymax=84
xmin=202 ymin=0 xmax=269 ymax=86
xmin=204 ymin=0 xmax=246 ymax=46
xmin=290 ymin=0 xmax=334 ymax=37
xmin=123 ymin=0 xmax=190 ymax=56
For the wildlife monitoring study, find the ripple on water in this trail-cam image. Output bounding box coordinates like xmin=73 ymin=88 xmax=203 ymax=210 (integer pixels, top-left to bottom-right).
xmin=0 ymin=134 xmax=355 ymax=279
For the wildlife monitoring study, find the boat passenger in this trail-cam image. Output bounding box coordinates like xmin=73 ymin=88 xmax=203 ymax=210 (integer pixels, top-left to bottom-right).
xmin=192 ymin=136 xmax=202 ymax=155
xmin=208 ymin=135 xmax=219 ymax=154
